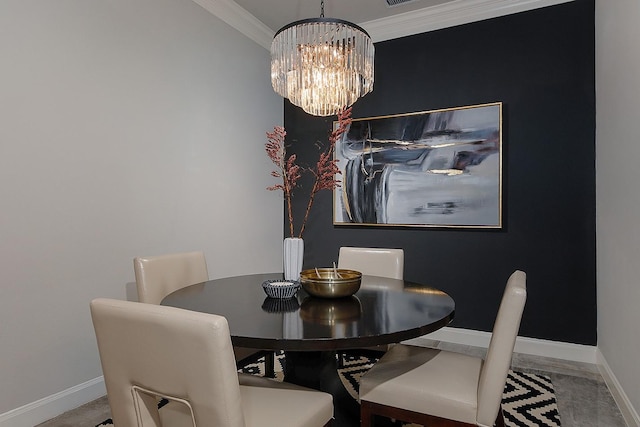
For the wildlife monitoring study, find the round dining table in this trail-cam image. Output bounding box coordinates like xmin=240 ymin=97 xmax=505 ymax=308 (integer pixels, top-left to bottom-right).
xmin=162 ymin=272 xmax=455 ymax=426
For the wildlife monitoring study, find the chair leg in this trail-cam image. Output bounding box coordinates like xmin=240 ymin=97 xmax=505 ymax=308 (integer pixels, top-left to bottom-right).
xmin=495 ymin=406 xmax=505 ymax=427
xmin=264 ymin=351 xmax=275 ymax=378
xmin=360 ymin=400 xmax=373 ymax=427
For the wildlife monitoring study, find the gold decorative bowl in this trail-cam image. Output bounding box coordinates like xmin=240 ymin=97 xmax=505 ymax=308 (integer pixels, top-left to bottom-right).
xmin=299 ymin=268 xmax=362 ymax=298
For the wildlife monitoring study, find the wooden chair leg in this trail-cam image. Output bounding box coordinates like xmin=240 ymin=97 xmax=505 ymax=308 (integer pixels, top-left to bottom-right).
xmin=361 ymin=400 xmax=373 ymax=427
xmin=495 ymin=406 xmax=505 ymax=427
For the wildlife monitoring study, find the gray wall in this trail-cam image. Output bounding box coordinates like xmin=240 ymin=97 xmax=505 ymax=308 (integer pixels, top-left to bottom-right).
xmin=0 ymin=0 xmax=283 ymax=415
xmin=596 ymin=0 xmax=640 ymax=419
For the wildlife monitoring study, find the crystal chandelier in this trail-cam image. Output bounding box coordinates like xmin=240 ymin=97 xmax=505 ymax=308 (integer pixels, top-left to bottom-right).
xmin=270 ymin=0 xmax=375 ymax=117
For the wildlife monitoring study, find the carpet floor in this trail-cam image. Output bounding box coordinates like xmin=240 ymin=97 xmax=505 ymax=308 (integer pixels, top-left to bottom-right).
xmin=97 ymin=350 xmax=561 ymax=427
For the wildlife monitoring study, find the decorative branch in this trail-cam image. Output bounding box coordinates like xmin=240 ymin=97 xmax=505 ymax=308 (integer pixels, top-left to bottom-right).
xmin=297 ymin=107 xmax=352 ymax=238
xmin=265 ymin=107 xmax=353 ymax=239
xmin=265 ymin=126 xmax=301 ymax=237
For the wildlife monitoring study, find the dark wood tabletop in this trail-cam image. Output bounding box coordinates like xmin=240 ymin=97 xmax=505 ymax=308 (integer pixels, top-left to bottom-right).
xmin=161 ymin=272 xmax=455 ymax=351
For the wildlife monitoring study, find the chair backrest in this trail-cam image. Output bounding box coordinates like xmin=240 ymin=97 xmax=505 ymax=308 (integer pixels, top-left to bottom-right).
xmin=337 ymin=247 xmax=404 ymax=280
xmin=90 ymin=298 xmax=245 ymax=427
xmin=476 ymin=270 xmax=527 ymax=427
xmin=134 ymin=251 xmax=209 ymax=305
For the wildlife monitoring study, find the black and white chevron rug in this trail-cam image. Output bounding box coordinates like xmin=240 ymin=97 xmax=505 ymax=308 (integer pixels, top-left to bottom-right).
xmin=98 ymin=351 xmax=561 ymax=427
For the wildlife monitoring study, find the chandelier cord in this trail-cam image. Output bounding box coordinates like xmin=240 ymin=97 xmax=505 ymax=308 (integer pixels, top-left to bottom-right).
xmin=320 ymin=0 xmax=324 ymax=18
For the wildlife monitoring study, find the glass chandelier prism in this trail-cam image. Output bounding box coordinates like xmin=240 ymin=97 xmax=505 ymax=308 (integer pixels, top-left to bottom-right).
xmin=270 ymin=8 xmax=374 ymax=117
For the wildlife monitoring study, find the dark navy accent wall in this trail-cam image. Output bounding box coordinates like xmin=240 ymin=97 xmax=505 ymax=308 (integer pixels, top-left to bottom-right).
xmin=283 ymin=0 xmax=596 ymax=344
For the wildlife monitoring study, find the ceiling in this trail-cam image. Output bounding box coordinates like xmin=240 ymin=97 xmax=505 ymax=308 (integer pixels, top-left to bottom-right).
xmin=194 ymin=0 xmax=573 ymax=50
xmin=231 ymin=0 xmax=456 ymax=33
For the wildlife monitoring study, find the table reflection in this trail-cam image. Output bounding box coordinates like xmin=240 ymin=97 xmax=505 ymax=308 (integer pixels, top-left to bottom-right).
xmin=261 ymin=297 xmax=299 ymax=313
xmin=299 ymin=296 xmax=362 ymax=325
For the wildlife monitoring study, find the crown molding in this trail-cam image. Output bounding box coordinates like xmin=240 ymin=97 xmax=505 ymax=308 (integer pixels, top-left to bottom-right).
xmin=362 ymin=0 xmax=575 ymax=42
xmin=192 ymin=0 xmax=575 ymax=50
xmin=191 ymin=0 xmax=274 ymax=50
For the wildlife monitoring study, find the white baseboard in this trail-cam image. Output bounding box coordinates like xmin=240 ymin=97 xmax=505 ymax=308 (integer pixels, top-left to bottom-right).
xmin=597 ymin=349 xmax=640 ymax=427
xmin=409 ymin=326 xmax=598 ymax=364
xmin=0 ymin=376 xmax=105 ymax=427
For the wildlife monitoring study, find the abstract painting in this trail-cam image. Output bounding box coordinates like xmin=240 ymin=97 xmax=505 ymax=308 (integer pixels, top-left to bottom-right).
xmin=334 ymin=102 xmax=502 ymax=228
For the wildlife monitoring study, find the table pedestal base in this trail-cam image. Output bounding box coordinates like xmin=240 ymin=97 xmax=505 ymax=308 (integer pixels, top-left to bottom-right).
xmin=284 ymin=351 xmax=360 ymax=427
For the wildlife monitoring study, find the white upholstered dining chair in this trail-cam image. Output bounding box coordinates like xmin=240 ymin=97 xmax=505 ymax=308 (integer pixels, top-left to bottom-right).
xmin=359 ymin=270 xmax=527 ymax=427
xmin=133 ymin=251 xmax=271 ymax=371
xmin=337 ymin=247 xmax=404 ymax=280
xmin=134 ymin=251 xmax=209 ymax=305
xmin=90 ymin=298 xmax=334 ymax=427
xmin=337 ymin=247 xmax=405 ymax=356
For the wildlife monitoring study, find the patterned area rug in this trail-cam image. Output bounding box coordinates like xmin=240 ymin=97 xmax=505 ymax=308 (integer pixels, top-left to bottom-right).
xmin=97 ymin=351 xmax=561 ymax=427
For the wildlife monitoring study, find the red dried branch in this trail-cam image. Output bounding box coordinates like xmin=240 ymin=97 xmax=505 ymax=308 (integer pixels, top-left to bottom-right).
xmin=265 ymin=108 xmax=353 ymax=239
xmin=265 ymin=126 xmax=300 ymax=237
xmin=297 ymin=107 xmax=352 ymax=238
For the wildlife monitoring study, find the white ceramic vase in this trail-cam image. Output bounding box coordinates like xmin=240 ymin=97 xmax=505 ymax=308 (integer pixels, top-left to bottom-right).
xmin=283 ymin=237 xmax=304 ymax=281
